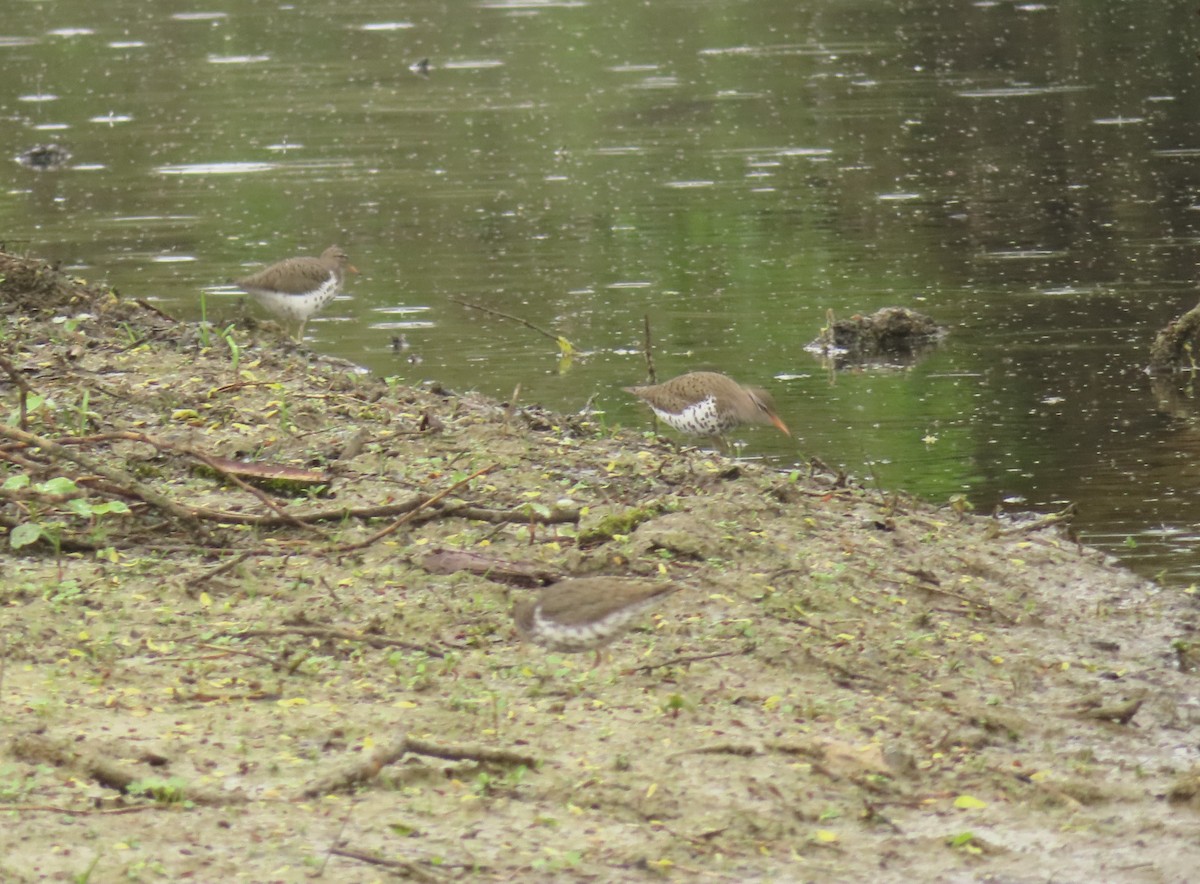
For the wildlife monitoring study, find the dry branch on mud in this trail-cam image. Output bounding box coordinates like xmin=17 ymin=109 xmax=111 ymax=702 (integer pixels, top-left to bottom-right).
xmin=2 ymin=250 xmax=1199 ymax=883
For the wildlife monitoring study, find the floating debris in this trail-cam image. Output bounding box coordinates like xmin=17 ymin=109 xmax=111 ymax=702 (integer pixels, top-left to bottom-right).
xmin=15 ymin=143 xmax=71 ymax=171
xmin=1149 ymin=301 xmax=1200 ymax=374
xmin=807 ymin=306 xmax=946 ymax=366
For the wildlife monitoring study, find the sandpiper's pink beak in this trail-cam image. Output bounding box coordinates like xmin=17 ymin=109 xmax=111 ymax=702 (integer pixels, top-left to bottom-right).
xmin=769 ymin=413 xmax=791 ymax=437
xmin=348 ymin=264 xmax=360 ymax=275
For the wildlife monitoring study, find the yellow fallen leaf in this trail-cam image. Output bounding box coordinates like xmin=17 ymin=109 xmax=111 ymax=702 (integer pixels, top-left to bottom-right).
xmin=954 ymin=794 xmax=987 ymax=810
xmin=814 ymin=829 xmax=839 ymax=843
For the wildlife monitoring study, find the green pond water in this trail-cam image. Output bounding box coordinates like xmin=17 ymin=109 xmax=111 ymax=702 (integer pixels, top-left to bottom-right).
xmin=5 ymin=0 xmax=1200 ymax=582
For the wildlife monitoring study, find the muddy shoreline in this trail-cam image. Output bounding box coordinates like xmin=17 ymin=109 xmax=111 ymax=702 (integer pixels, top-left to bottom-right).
xmin=1 ymin=252 xmax=1198 ymax=882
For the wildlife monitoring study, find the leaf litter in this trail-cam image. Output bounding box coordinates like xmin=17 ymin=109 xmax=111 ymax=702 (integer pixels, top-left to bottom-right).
xmin=0 ymin=250 xmax=1198 ymax=882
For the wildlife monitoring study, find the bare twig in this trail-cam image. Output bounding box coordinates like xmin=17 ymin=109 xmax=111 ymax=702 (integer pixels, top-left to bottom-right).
xmin=0 ymin=351 xmax=38 ymax=429
xmin=231 ymin=626 xmax=446 ymax=658
xmin=667 ymin=742 xmax=764 ymax=759
xmin=503 ymin=383 xmax=522 ymax=432
xmin=194 ymin=642 xmax=285 ymax=670
xmin=318 ymin=799 xmax=359 ymax=878
xmin=443 ymin=503 xmax=580 ymax=525
xmin=449 ymin=296 xmax=568 ymax=347
xmin=186 ymin=448 xmax=328 ymax=535
xmin=41 ymin=430 xmax=548 ymax=532
xmin=628 ymin=647 xmax=747 ymax=674
xmin=10 ymin=733 xmax=243 ymax=806
xmin=401 ymin=735 xmax=538 ymax=767
xmin=0 ymin=424 xmax=207 ymax=524
xmin=0 ymin=804 xmax=163 ymax=817
xmin=642 ymin=313 xmax=657 ymax=384
xmin=330 ymin=463 xmax=497 ymax=552
xmin=887 ymin=567 xmax=1018 ymax=624
xmin=189 ymin=551 xmax=254 ymax=586
xmin=133 ymin=298 xmax=179 ymax=323
xmin=327 ymin=847 xmax=448 ymax=882
xmin=997 ymin=504 xmax=1076 ymax=536
xmin=301 ymin=734 xmax=538 ymax=798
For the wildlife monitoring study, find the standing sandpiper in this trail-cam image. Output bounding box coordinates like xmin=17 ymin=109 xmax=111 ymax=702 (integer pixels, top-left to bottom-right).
xmin=513 ymin=577 xmax=680 ymax=659
xmin=235 ymin=245 xmax=357 ymax=340
xmin=624 ymin=371 xmax=790 ymax=442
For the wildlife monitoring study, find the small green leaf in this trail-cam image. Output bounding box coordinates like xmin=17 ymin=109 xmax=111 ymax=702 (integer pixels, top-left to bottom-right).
xmin=3 ymin=475 xmax=30 ymax=491
xmin=954 ymin=794 xmax=987 ymax=810
xmin=91 ymin=501 xmax=131 ymax=515
xmin=39 ymin=477 xmax=79 ymax=496
xmin=10 ymin=523 xmax=44 ymax=549
xmin=67 ymin=498 xmax=94 ymax=518
xmin=949 ymin=831 xmax=975 ymax=847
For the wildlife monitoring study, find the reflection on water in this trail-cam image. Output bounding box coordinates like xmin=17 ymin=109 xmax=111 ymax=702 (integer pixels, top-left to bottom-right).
xmin=4 ymin=0 xmax=1200 ymax=582
xmin=154 ymin=162 xmax=278 ymax=175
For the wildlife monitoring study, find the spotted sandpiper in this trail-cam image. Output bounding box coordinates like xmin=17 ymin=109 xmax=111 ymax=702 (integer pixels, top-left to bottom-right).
xmin=513 ymin=577 xmax=680 ymax=657
xmin=624 ymin=371 xmax=790 ymax=442
xmin=235 ymin=245 xmax=357 ymax=340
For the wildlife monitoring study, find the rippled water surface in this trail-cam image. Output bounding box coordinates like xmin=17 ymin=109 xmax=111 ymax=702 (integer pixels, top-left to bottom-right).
xmin=5 ymin=0 xmax=1200 ymax=581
